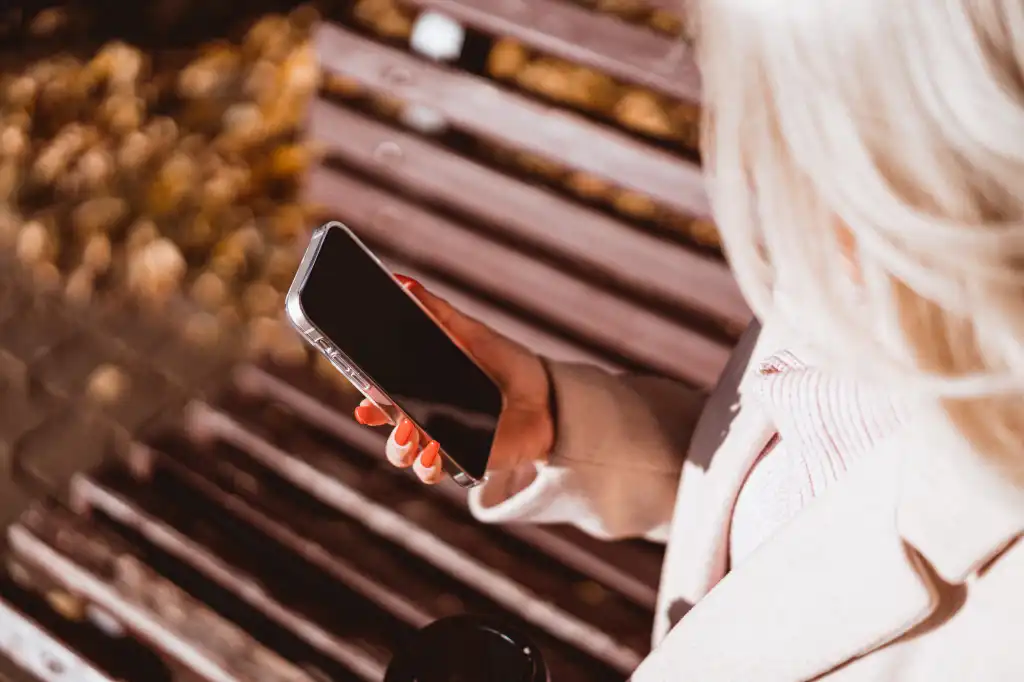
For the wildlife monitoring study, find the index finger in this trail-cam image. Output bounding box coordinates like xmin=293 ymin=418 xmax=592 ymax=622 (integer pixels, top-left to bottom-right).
xmin=353 ymin=399 xmax=389 ymax=426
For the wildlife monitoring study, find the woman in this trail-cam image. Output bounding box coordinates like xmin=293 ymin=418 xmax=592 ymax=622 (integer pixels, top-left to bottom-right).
xmin=355 ymin=0 xmax=1024 ymax=678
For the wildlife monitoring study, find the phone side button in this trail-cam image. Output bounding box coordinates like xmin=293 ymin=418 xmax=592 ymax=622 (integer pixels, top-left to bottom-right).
xmin=328 ymin=353 xmax=353 ymax=375
xmin=328 ymin=355 xmax=369 ymax=390
xmin=338 ymin=364 xmax=371 ymax=391
xmin=348 ymin=371 xmax=372 ymax=392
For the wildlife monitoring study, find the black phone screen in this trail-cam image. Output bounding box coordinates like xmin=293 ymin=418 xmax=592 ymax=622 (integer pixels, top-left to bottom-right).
xmin=298 ymin=225 xmax=502 ymax=480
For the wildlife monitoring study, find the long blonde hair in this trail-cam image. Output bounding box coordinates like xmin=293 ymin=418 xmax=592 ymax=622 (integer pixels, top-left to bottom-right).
xmin=697 ymin=0 xmax=1024 ymax=478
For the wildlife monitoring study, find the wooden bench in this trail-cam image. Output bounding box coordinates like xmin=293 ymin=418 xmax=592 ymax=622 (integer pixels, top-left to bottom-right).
xmin=0 ymin=3 xmax=751 ymax=681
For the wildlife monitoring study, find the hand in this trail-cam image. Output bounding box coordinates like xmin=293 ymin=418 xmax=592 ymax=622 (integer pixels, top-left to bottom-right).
xmin=353 ymin=275 xmax=555 ymax=484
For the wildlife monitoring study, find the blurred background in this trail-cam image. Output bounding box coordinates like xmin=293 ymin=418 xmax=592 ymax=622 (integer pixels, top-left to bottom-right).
xmin=0 ymin=1 xmax=747 ymax=680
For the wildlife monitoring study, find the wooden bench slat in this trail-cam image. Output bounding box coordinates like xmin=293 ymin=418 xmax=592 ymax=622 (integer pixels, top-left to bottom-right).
xmin=401 ymin=0 xmax=701 ymax=102
xmin=307 ymin=167 xmax=730 ymax=387
xmin=309 ymin=103 xmax=748 ymax=330
xmin=511 ymin=526 xmax=661 ymax=610
xmin=315 ymin=24 xmax=709 ymax=219
xmin=636 ymin=0 xmax=693 ymax=11
xmin=379 ymin=261 xmax=623 ymax=372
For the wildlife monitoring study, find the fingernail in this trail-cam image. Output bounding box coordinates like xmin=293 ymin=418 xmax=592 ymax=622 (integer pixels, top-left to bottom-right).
xmin=420 ymin=440 xmax=440 ymax=468
xmin=354 ymin=405 xmax=375 ymax=425
xmin=395 ymin=419 xmax=414 ymax=447
xmin=394 ymin=274 xmax=422 ymax=291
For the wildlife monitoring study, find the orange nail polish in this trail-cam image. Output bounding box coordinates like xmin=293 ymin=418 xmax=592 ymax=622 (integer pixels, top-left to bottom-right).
xmin=394 ymin=274 xmax=422 ymax=291
xmin=420 ymin=441 xmax=440 ymax=468
xmin=395 ymin=419 xmax=414 ymax=447
xmin=354 ymin=405 xmax=374 ymax=425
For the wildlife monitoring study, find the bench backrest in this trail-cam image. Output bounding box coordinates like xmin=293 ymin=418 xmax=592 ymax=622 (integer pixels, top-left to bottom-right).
xmin=306 ymin=2 xmax=749 ymax=390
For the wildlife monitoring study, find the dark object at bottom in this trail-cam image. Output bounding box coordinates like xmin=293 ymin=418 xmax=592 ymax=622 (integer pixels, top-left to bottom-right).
xmin=385 ymin=615 xmax=550 ymax=682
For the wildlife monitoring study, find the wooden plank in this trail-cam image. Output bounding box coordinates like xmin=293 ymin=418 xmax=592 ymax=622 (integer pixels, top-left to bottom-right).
xmin=308 ymin=103 xmax=749 ymax=331
xmin=6 ymin=522 xmax=302 ymax=682
xmin=307 ymin=167 xmax=730 ymax=387
xmin=69 ymin=474 xmax=390 ymax=680
xmin=0 ymin=600 xmax=116 ymax=682
xmin=401 ymin=0 xmax=701 ymax=102
xmin=0 ymin=655 xmax=45 ymax=682
xmin=315 ymin=24 xmax=709 ymax=219
xmin=232 ymin=365 xmax=661 ymax=611
xmin=130 ymin=441 xmax=438 ymax=630
xmin=511 ymin=526 xmax=661 ymax=610
xmin=188 ymin=404 xmax=645 ymax=674
xmin=637 ymin=0 xmax=694 ymax=12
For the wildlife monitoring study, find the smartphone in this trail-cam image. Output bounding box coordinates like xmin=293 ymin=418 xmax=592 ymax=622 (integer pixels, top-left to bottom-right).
xmin=285 ymin=222 xmax=503 ymax=487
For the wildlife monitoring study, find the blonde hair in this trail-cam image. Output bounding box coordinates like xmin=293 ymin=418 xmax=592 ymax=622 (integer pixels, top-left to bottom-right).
xmin=697 ymin=0 xmax=1024 ymax=478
